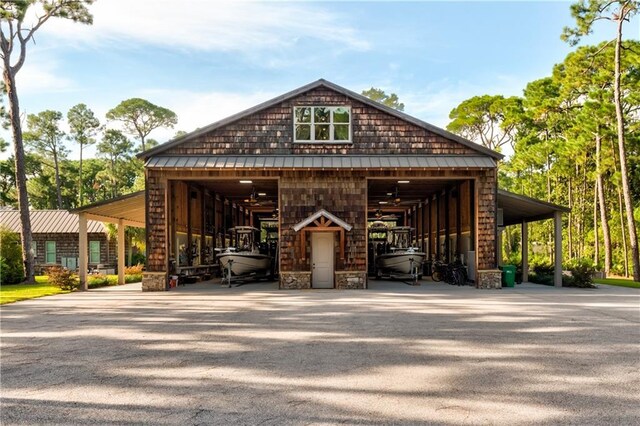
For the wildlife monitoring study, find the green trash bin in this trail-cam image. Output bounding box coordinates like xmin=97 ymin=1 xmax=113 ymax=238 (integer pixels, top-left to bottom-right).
xmin=501 ymin=265 xmax=516 ymax=287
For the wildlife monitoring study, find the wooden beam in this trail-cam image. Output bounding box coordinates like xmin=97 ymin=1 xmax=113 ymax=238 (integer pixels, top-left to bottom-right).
xmin=83 ymin=213 xmax=145 ymax=228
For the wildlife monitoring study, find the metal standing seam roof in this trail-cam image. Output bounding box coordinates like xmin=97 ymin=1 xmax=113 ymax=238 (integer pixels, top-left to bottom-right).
xmin=0 ymin=210 xmax=106 ymax=234
xmin=145 ymin=155 xmax=496 ymax=169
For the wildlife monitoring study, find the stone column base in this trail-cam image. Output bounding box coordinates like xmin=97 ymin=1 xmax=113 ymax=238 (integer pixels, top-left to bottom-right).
xmin=335 ymin=271 xmax=367 ymax=289
xmin=476 ymin=269 xmax=502 ymax=289
xmin=142 ymin=272 xmax=167 ymax=291
xmin=280 ymin=271 xmax=311 ymax=289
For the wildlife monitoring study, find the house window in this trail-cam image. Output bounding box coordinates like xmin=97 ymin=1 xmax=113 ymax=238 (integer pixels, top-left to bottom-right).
xmin=294 ymin=106 xmax=351 ymax=143
xmin=89 ymin=241 xmax=101 ymax=264
xmin=45 ymin=241 xmax=56 ymax=264
xmin=32 ymin=240 xmax=37 ymax=257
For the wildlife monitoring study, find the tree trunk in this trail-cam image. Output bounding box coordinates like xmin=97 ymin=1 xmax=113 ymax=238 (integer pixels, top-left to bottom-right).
xmin=53 ymin=150 xmax=62 ymax=209
xmin=613 ymin=15 xmax=640 ymax=281
xmin=610 ymin=135 xmax=630 ymax=277
xmin=593 ymin=178 xmax=599 ymax=266
xmin=3 ymin=66 xmax=34 ymax=283
xmin=568 ymin=177 xmax=573 ymax=260
xmin=595 ymin=132 xmax=611 ymax=276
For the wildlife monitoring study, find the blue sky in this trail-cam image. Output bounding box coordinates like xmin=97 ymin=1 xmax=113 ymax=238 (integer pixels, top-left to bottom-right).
xmin=4 ymin=0 xmax=639 ymax=159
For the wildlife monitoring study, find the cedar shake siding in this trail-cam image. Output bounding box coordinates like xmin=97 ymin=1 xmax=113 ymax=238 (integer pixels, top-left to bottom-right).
xmin=161 ymin=87 xmax=479 ymax=157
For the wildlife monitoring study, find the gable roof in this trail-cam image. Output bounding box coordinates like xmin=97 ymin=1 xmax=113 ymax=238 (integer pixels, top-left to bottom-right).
xmin=138 ymin=79 xmax=504 ymax=160
xmin=0 ymin=210 xmax=106 ymax=234
xmin=292 ymin=209 xmax=353 ymax=232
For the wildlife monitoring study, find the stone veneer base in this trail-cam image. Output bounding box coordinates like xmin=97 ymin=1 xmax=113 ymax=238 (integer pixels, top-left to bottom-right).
xmin=142 ymin=272 xmax=167 ymax=291
xmin=476 ymin=269 xmax=502 ymax=289
xmin=335 ymin=271 xmax=367 ymax=289
xmin=280 ymin=271 xmax=311 ymax=289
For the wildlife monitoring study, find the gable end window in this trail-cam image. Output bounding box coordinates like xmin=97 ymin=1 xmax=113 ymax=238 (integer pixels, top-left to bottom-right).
xmin=294 ymin=106 xmax=351 ymax=143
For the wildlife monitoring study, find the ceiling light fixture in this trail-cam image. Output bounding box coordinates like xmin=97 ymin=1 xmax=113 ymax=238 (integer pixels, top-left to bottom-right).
xmin=240 ymin=180 xmax=253 ymax=184
xmin=398 ymin=180 xmax=410 ymax=184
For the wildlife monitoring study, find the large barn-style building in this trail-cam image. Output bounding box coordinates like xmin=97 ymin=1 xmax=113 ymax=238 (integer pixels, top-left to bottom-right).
xmin=73 ymin=79 xmax=568 ymax=291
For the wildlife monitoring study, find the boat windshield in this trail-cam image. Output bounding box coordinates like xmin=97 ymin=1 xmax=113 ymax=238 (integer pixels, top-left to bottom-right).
xmin=390 ymin=228 xmax=412 ymax=249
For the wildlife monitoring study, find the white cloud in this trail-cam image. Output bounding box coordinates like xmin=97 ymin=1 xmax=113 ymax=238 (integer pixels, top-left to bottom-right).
xmin=38 ymin=0 xmax=370 ymax=53
xmin=15 ymin=54 xmax=75 ymax=95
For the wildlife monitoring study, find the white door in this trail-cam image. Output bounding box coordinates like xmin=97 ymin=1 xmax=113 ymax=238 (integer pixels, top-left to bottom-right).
xmin=312 ymin=233 xmax=334 ymax=289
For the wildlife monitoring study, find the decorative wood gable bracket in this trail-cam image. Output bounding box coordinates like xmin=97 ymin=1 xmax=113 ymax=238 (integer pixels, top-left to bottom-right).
xmin=292 ymin=209 xmax=352 ymax=260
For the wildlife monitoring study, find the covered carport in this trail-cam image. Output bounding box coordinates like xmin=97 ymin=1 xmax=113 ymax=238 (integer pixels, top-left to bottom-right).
xmin=70 ymin=191 xmax=145 ymax=290
xmin=497 ymin=189 xmax=570 ymax=287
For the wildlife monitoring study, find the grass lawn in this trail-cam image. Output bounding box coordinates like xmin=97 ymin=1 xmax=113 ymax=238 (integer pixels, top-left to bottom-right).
xmin=594 ymin=277 xmax=640 ymax=289
xmin=0 ymin=276 xmax=67 ymax=305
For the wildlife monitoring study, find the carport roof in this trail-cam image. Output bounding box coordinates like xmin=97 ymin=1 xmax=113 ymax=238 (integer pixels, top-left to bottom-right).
xmin=145 ymin=155 xmax=496 ymax=170
xmin=70 ymin=191 xmax=146 ymax=227
xmin=498 ymin=189 xmax=570 ymax=226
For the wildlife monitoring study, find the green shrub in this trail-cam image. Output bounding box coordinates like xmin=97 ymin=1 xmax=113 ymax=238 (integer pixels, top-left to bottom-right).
xmin=532 ymin=262 xmax=554 ymax=276
xmin=47 ymin=266 xmax=79 ymax=291
xmin=565 ymin=258 xmax=596 ymax=288
xmin=0 ymin=226 xmax=24 ymax=284
xmin=125 ymin=274 xmax=142 ymax=283
xmin=529 ymin=272 xmax=554 ymax=286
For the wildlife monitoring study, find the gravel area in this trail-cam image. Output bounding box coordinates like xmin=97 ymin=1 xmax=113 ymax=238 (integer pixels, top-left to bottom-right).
xmin=1 ymin=280 xmax=639 ymax=425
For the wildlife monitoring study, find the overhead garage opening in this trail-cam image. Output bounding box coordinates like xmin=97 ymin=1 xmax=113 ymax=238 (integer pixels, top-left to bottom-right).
xmin=367 ymin=178 xmax=476 ymax=281
xmin=167 ymin=178 xmax=280 ymax=285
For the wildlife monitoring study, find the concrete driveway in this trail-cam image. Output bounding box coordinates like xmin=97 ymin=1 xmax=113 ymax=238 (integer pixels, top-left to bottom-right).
xmin=1 ymin=281 xmax=639 ymax=425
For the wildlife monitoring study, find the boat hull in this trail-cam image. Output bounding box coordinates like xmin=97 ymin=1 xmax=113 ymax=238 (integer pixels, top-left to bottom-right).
xmin=376 ymin=252 xmax=426 ymax=275
xmin=217 ymin=252 xmax=272 ymax=276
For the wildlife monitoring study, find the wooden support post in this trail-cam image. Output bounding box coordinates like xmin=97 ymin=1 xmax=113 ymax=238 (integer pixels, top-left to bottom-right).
xmin=200 ymin=188 xmax=205 ymax=264
xmin=187 ymin=185 xmax=193 ymax=266
xmin=444 ymin=190 xmax=450 ymax=263
xmin=456 ymin=182 xmax=462 ymax=258
xmin=117 ymin=218 xmax=125 ymax=285
xmin=436 ymin=194 xmax=441 ymax=260
xmin=79 ymin=213 xmax=88 ymax=291
xmin=554 ymin=211 xmax=563 ymax=287
xmin=522 ymin=220 xmax=529 ymax=283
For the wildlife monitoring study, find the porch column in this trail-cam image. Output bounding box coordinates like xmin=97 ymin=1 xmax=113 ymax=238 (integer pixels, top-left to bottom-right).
xmin=521 ymin=220 xmax=529 ymax=283
xmin=79 ymin=213 xmax=88 ymax=291
xmin=117 ymin=218 xmax=125 ymax=285
xmin=554 ymin=211 xmax=563 ymax=287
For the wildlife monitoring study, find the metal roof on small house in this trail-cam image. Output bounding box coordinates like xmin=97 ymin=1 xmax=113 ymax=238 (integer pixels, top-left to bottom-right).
xmin=138 ymin=79 xmax=504 ymax=161
xmin=145 ymin=155 xmax=496 ymax=170
xmin=0 ymin=210 xmax=106 ymax=234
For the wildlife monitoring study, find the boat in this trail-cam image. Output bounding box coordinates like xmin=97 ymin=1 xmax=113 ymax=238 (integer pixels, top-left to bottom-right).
xmin=216 ymin=227 xmax=272 ymax=278
xmin=375 ymin=226 xmax=426 ymax=276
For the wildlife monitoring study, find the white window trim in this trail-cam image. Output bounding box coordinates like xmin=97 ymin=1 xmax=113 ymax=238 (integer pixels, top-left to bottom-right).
xmin=293 ymin=106 xmax=352 ymax=144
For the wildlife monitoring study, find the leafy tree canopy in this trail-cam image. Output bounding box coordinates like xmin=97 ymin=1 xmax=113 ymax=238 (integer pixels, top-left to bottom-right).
xmin=446 ymin=95 xmax=523 ymax=151
xmin=361 ymin=87 xmax=405 ymax=111
xmin=106 ymin=98 xmax=177 ymax=152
